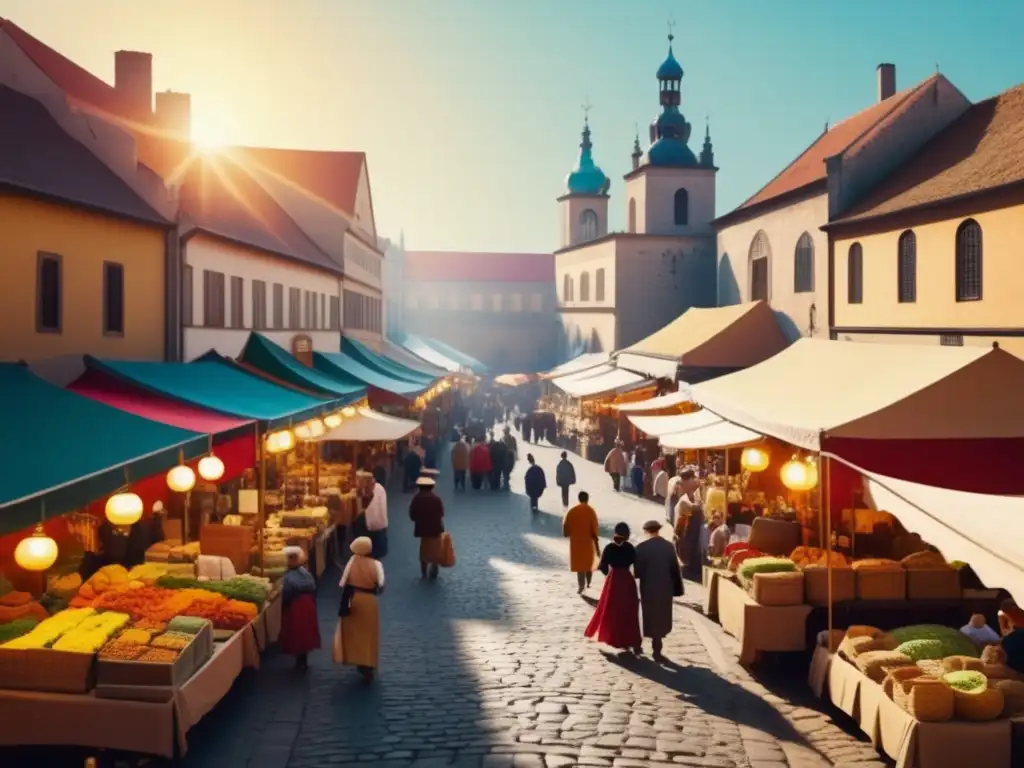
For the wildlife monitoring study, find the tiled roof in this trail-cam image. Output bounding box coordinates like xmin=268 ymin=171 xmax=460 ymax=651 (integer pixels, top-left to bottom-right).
xmin=833 ymin=82 xmax=1024 ymax=225
xmin=0 ymin=85 xmax=166 ymax=225
xmin=233 ymin=147 xmax=365 ymax=217
xmin=405 ymin=251 xmax=554 ymax=283
xmin=729 ymin=75 xmax=940 ymax=216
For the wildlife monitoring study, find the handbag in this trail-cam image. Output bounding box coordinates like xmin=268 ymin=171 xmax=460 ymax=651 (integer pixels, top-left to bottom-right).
xmin=331 ymin=619 xmax=344 ymax=663
xmin=439 ymin=532 xmax=456 ymax=568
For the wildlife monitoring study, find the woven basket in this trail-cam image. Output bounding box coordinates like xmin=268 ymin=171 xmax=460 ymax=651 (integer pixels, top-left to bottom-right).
xmin=803 ymin=566 xmax=855 ymax=606
xmin=820 ymin=628 xmax=846 ymax=652
xmin=856 ymin=650 xmax=915 ymax=683
xmin=941 ymin=656 xmax=986 ymax=674
xmin=903 ymin=677 xmax=955 ymax=722
xmin=991 ymin=679 xmax=1024 ymax=716
xmin=906 ymin=568 xmax=961 ymax=600
xmin=884 ymin=665 xmax=924 ymax=698
xmin=839 ymin=631 xmax=898 ymax=660
xmin=752 ymin=571 xmax=805 ymax=607
xmin=952 ymin=686 xmax=1004 ymax=721
xmin=856 ymin=567 xmax=906 ymax=600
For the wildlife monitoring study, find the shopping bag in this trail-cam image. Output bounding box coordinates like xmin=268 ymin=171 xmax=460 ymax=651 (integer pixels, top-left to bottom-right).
xmin=439 ymin=532 xmax=456 ymax=568
xmin=331 ymin=619 xmax=345 ymax=663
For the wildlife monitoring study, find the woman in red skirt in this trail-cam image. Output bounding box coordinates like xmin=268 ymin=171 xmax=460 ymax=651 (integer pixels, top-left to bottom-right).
xmin=585 ymin=522 xmax=642 ymax=654
xmin=278 ymin=546 xmax=321 ymax=671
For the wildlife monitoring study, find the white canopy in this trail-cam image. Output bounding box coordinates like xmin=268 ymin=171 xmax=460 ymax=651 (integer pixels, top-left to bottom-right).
xmin=401 ymin=335 xmax=462 ymax=373
xmin=628 ymin=408 xmax=722 ymax=438
xmin=615 ymin=389 xmax=692 ymax=412
xmin=542 ymin=352 xmax=610 ymax=380
xmin=553 ymin=366 xmax=650 ymax=398
xmin=660 ymin=421 xmax=762 ymax=450
xmin=858 ymin=463 xmax=1024 ymax=606
xmin=691 ymin=338 xmax=1024 ymax=451
xmin=315 ymin=408 xmax=421 ymax=442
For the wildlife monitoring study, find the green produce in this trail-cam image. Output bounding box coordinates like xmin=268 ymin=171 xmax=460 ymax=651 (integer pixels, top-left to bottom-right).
xmin=890 ymin=624 xmax=979 ymax=658
xmin=0 ymin=617 xmax=39 ymax=644
xmin=155 ymin=575 xmax=269 ymax=606
xmin=943 ymin=670 xmax=987 ymax=692
xmin=737 ymin=557 xmax=797 ymax=582
xmin=167 ymin=616 xmax=210 ymax=635
xmin=896 ymin=639 xmax=946 ymax=661
xmin=39 ymin=593 xmax=69 ymax=615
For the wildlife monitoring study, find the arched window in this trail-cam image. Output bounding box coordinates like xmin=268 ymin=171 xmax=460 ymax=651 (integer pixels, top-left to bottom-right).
xmin=848 ymin=243 xmax=864 ymax=304
xmin=579 ymin=209 xmax=598 ymax=242
xmin=595 ymin=268 xmax=606 ymax=301
xmin=793 ymin=232 xmax=814 ymax=293
xmin=898 ymin=230 xmax=917 ymax=303
xmin=627 ymin=198 xmax=637 ymax=233
xmin=579 ymin=272 xmax=590 ymax=302
xmin=956 ymin=219 xmax=983 ymax=301
xmin=562 ymin=274 xmax=573 ymax=302
xmin=674 ymin=188 xmax=689 ymax=226
xmin=748 ymin=231 xmax=771 ymax=302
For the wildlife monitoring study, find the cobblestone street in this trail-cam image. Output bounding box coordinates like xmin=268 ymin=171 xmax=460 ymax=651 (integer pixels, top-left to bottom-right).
xmin=172 ymin=433 xmax=887 ymax=768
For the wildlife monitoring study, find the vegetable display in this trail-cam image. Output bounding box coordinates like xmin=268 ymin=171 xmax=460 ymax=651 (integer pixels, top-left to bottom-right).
xmin=51 ymin=612 xmax=130 ymax=653
xmin=896 ymin=639 xmax=947 ymax=662
xmin=155 ymin=575 xmax=269 ymax=606
xmin=2 ymin=607 xmax=96 ymax=648
xmin=890 ymin=625 xmax=980 ymax=658
xmin=0 ymin=617 xmax=39 ymax=645
xmin=737 ymin=556 xmax=797 ymax=582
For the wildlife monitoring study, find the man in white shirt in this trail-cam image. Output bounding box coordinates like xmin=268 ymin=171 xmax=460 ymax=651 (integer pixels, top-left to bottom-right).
xmin=358 ymin=471 xmax=389 ymax=558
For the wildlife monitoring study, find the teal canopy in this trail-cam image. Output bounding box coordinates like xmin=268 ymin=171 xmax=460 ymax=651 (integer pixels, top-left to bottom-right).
xmin=313 ymin=352 xmax=425 ymax=397
xmin=342 ymin=337 xmax=436 ymax=386
xmin=0 ymin=364 xmax=206 ymax=534
xmin=380 ymin=338 xmax=447 ymax=378
xmin=239 ymin=333 xmax=367 ymax=400
xmin=85 ymin=354 xmax=341 ymax=429
xmin=421 ymin=335 xmax=488 ymax=374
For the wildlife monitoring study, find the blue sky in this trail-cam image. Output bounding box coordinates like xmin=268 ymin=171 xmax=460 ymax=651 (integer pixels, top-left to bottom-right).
xmin=7 ymin=0 xmax=1024 ymax=252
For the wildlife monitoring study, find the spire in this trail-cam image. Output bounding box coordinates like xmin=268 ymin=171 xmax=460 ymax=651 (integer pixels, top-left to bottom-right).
xmin=631 ymin=126 xmax=642 ymax=170
xmin=700 ymin=115 xmax=714 ymax=168
xmin=564 ymin=99 xmax=610 ymax=196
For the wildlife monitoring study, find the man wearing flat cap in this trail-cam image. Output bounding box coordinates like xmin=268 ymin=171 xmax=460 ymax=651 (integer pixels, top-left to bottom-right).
xmin=634 ymin=519 xmax=683 ymax=662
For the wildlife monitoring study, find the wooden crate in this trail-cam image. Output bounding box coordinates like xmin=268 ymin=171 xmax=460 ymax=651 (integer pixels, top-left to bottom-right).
xmin=0 ymin=647 xmax=95 ymax=693
xmin=96 ymin=622 xmax=213 ymax=688
xmin=752 ymin=571 xmax=805 ymax=607
xmin=200 ymin=523 xmax=254 ymax=574
xmin=856 ymin=568 xmax=907 ymax=600
xmin=907 ymin=568 xmax=962 ymax=600
xmin=804 ymin=566 xmax=856 ymax=606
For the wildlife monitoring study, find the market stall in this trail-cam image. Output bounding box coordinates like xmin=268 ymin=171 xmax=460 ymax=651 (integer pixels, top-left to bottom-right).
xmin=379 ymin=338 xmax=449 ymax=379
xmin=400 ymin=334 xmax=468 ymax=374
xmin=540 ymin=352 xmax=610 ymax=380
xmin=342 ymin=337 xmax=440 ymax=388
xmin=614 ymin=388 xmax=693 ymax=413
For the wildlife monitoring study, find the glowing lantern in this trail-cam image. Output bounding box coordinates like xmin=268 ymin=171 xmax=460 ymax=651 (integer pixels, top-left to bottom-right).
xmin=14 ymin=525 xmax=59 ymax=571
xmin=198 ymin=454 xmax=225 ymax=482
xmin=324 ymin=412 xmax=343 ymax=429
xmin=106 ymin=492 xmax=144 ymax=526
xmin=308 ymin=419 xmax=326 ymax=438
xmin=294 ymin=422 xmax=312 ymax=440
xmin=780 ymin=455 xmax=818 ymax=491
xmin=740 ymin=447 xmax=769 ymax=473
xmin=804 ymin=455 xmax=819 ymax=489
xmin=167 ymin=463 xmax=196 ymax=493
xmin=265 ymin=429 xmax=295 ymax=454
xmin=342 ymin=406 xmax=357 ymax=418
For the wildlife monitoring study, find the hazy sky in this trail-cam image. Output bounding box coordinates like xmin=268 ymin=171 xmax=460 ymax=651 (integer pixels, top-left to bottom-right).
xmin=4 ymin=0 xmax=1024 ymax=253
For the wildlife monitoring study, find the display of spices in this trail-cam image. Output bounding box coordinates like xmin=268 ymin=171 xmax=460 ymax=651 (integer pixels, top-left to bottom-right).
xmin=116 ymin=628 xmax=153 ymax=646
xmin=151 ymin=632 xmax=191 ymax=650
xmin=99 ymin=642 xmax=146 ymax=661
xmin=138 ymin=647 xmax=178 ymax=663
xmin=132 ymin=617 xmax=168 ymax=632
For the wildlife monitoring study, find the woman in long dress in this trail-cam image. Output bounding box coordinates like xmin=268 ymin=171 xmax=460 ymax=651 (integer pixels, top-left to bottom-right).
xmin=584 ymin=522 xmax=642 ymax=654
xmin=335 ymin=536 xmax=384 ymax=682
xmin=278 ymin=546 xmax=320 ymax=671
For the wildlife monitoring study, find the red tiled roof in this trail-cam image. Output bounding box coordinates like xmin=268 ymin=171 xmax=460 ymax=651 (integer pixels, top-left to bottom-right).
xmin=833 ymin=82 xmax=1024 ymax=225
xmin=731 ymin=75 xmax=940 ymax=215
xmin=233 ymin=147 xmax=365 ymax=216
xmin=405 ymin=252 xmax=554 ymax=283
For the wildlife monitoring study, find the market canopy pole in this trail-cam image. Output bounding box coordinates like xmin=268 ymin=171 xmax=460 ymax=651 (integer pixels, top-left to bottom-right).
xmin=257 ymin=424 xmax=266 ymax=578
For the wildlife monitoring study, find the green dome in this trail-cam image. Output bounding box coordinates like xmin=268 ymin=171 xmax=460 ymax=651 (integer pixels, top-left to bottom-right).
xmin=565 ymin=120 xmax=610 ymax=196
xmin=657 ymin=42 xmax=683 ymax=80
xmin=646 ymin=137 xmax=699 ymax=167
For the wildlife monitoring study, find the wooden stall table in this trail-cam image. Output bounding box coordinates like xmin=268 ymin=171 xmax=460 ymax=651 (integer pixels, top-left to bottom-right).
xmin=714 ymin=575 xmax=811 ymax=665
xmin=809 ymin=647 xmax=1012 ymax=768
xmin=252 ymin=590 xmax=283 ymax=652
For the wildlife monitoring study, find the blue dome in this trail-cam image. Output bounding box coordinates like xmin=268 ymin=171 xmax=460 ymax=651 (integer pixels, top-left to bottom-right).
xmin=645 ymin=137 xmax=699 ymax=167
xmin=565 ymin=121 xmax=610 ymax=196
xmin=657 ymin=46 xmax=683 ymax=80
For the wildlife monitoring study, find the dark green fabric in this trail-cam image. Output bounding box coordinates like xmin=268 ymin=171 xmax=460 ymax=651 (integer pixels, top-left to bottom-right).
xmin=239 ymin=333 xmax=367 ymax=399
xmin=341 ymin=337 xmax=436 ymax=386
xmin=85 ymin=354 xmax=344 ymax=429
xmin=314 ymin=352 xmax=424 ymax=396
xmin=0 ymin=364 xmax=206 ymax=534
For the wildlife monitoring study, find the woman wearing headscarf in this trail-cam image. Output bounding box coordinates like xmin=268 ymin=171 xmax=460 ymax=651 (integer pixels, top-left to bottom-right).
xmin=409 ymin=475 xmax=445 ymax=579
xmin=335 ymin=536 xmax=385 ymax=682
xmin=584 ymin=522 xmax=642 ymax=655
xmin=278 ymin=545 xmax=320 ymax=671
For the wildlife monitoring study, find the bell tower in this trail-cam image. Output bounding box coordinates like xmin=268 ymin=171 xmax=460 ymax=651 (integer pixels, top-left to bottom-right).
xmin=558 ymin=100 xmax=610 ymax=248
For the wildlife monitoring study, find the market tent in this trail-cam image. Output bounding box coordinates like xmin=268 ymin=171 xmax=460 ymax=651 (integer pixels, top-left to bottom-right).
xmin=629 ymin=409 xmax=722 ymax=438
xmin=84 ymin=354 xmax=340 ymax=429
xmin=422 ymin=335 xmax=488 ymax=374
xmin=0 ymin=364 xmax=207 ymax=533
xmin=858 ymin=464 xmax=1024 ymax=605
xmin=342 ymin=337 xmax=437 ymax=386
xmin=313 ymin=408 xmax=421 ymax=442
xmin=541 ymin=352 xmax=610 ymax=380
xmin=553 ymin=366 xmax=651 ymax=399
xmin=495 ymin=373 xmax=532 ymax=387
xmin=313 ymin=352 xmax=426 ymax=397
xmin=401 ymin=334 xmax=463 ymax=373
xmin=660 ymin=421 xmax=762 ymax=450
xmin=239 ymin=333 xmax=368 ymax=400
xmin=615 ymin=301 xmax=788 ymax=380
xmin=380 ymin=338 xmax=448 ymax=378
xmin=615 ymin=389 xmax=692 ymax=412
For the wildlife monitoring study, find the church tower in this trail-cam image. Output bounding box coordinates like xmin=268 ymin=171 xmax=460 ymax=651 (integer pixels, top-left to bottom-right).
xmin=623 ymin=29 xmax=717 ymax=237
xmin=558 ymin=108 xmax=610 ymax=249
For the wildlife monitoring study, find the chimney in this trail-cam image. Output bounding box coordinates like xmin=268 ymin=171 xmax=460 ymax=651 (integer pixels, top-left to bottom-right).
xmin=114 ymin=50 xmax=153 ymax=117
xmin=877 ymin=63 xmax=896 ymax=102
xmin=155 ymin=91 xmax=192 ymax=140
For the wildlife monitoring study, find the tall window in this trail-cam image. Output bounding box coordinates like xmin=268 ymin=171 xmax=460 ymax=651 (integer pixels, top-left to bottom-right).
xmin=329 ymin=296 xmax=340 ymax=330
xmin=252 ymin=280 xmax=267 ymax=329
xmin=563 ymin=275 xmax=574 ymax=302
xmin=183 ymin=265 xmax=194 ymax=327
xmin=579 ymin=272 xmax=590 ymax=302
xmin=103 ymin=262 xmax=125 ymax=335
xmin=272 ymin=283 xmax=284 ymax=329
xmin=674 ymin=188 xmax=689 ymax=226
xmin=289 ymin=287 xmax=301 ymax=329
xmin=848 ymin=243 xmax=864 ymax=304
xmin=898 ymin=230 xmax=917 ymax=303
xmin=748 ymin=231 xmax=770 ymax=302
xmin=203 ymin=270 xmax=225 ymax=327
xmin=627 ymin=198 xmax=637 ymax=233
xmin=793 ymin=232 xmax=814 ymax=293
xmin=956 ymin=219 xmax=982 ymax=301
xmin=37 ymin=252 xmax=62 ymax=333
xmin=595 ymin=268 xmax=606 ymax=301
xmin=320 ymin=294 xmax=326 ymax=329
xmin=579 ymin=209 xmax=598 ymax=242
xmin=230 ymin=276 xmax=243 ymax=328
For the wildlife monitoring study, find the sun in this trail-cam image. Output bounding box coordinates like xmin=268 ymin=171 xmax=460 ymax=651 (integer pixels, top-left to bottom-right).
xmin=191 ymin=110 xmax=236 ymax=154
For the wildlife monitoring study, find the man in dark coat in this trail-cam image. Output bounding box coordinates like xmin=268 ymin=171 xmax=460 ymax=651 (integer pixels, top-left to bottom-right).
xmin=523 ymin=454 xmax=546 ymax=513
xmin=409 ymin=476 xmax=446 ymax=579
xmin=522 ymin=414 xmax=533 ymax=443
xmin=501 ymin=426 xmax=517 ymax=490
xmin=634 ymin=519 xmax=682 ymax=663
xmin=488 ymin=434 xmax=506 ymax=491
xmin=403 ymin=445 xmax=423 ymax=492
xmin=555 ymin=451 xmax=576 ymax=508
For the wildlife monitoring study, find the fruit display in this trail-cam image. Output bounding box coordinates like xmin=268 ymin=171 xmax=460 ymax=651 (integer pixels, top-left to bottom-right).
xmin=46 ymin=573 xmax=82 ymax=599
xmin=890 ymin=625 xmax=980 ymax=659
xmin=51 ymin=612 xmax=130 ymax=653
xmin=2 ymin=607 xmax=96 ymax=648
xmin=737 ymin=556 xmax=797 ymax=582
xmin=789 ymin=547 xmax=849 ymax=568
xmin=155 ymin=575 xmax=270 ymax=606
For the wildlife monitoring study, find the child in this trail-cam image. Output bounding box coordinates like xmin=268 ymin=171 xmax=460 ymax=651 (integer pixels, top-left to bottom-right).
xmin=278 ymin=545 xmax=320 ymax=671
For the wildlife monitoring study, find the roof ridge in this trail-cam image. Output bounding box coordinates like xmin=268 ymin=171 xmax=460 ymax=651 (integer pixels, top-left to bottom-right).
xmin=834 ymin=74 xmax=941 ymax=163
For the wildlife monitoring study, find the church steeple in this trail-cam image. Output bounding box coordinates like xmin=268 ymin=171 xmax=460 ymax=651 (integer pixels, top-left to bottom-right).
xmin=631 ymin=129 xmax=642 ymax=170
xmin=700 ymin=116 xmax=715 ymax=168
xmin=564 ymin=101 xmax=610 ymax=196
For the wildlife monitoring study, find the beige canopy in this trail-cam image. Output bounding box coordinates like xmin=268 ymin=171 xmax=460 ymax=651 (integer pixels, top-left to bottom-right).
xmin=541 ymin=352 xmax=610 ymax=380
xmin=691 ymin=338 xmax=1024 ymax=450
xmin=314 ymin=408 xmax=421 ymax=442
xmin=615 ymin=301 xmax=788 ymax=379
xmin=660 ymin=421 xmax=762 ymax=450
xmin=614 ymin=389 xmax=692 ymax=412
xmin=629 ymin=409 xmax=721 ymax=437
xmin=553 ymin=366 xmax=650 ymax=398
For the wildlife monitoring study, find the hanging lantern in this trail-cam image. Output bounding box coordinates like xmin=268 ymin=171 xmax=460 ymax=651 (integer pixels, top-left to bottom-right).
xmin=198 ymin=454 xmax=225 ymax=482
xmin=293 ymin=422 xmax=312 ymax=440
xmin=265 ymin=429 xmax=295 ymax=454
xmin=342 ymin=406 xmax=357 ymax=418
xmin=167 ymin=463 xmax=196 ymax=493
xmin=14 ymin=525 xmax=59 ymax=571
xmin=780 ymin=455 xmax=817 ymax=491
xmin=106 ymin=491 xmax=144 ymax=526
xmin=740 ymin=446 xmax=769 ymax=473
xmin=308 ymin=418 xmax=326 ymax=438
xmin=324 ymin=412 xmax=343 ymax=429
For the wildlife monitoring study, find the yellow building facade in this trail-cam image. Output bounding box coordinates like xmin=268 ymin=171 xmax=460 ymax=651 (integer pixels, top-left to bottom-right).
xmin=0 ymin=194 xmax=168 ymax=363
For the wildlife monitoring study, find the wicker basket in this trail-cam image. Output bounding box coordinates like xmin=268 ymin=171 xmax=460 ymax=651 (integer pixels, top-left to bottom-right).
xmin=941 ymin=655 xmax=986 ymax=674
xmin=901 ymin=677 xmax=954 ymax=722
xmin=884 ymin=665 xmax=923 ymax=698
xmin=752 ymin=571 xmax=805 ymax=607
xmin=803 ymin=566 xmax=855 ymax=606
xmin=917 ymin=659 xmax=945 ymax=679
xmin=906 ymin=568 xmax=962 ymax=600
xmin=855 ymin=567 xmax=906 ymax=600
xmin=856 ymin=650 xmax=915 ymax=683
xmin=952 ymin=686 xmax=1005 ymax=721
xmin=838 ymin=631 xmax=898 ymax=661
